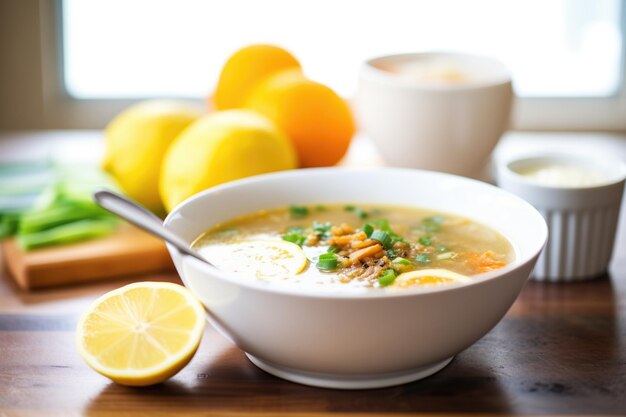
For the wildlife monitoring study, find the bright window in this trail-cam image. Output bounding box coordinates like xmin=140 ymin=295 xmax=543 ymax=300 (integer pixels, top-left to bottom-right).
xmin=63 ymin=0 xmax=623 ymax=99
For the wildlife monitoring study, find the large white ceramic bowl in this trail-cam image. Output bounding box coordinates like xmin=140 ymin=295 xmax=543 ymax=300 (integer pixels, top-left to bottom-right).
xmin=164 ymin=168 xmax=547 ymax=389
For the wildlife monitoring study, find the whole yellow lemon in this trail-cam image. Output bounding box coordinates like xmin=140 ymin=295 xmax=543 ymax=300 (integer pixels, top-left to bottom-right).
xmin=160 ymin=110 xmax=297 ymax=212
xmin=103 ymin=101 xmax=201 ymax=213
xmin=245 ymin=69 xmax=355 ymax=168
xmin=214 ymin=44 xmax=301 ymax=110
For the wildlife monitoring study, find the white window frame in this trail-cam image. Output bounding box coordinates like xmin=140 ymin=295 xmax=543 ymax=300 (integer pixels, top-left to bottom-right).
xmin=39 ymin=0 xmax=626 ymax=131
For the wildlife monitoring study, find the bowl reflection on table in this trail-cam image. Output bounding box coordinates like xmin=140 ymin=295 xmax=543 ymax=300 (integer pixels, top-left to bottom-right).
xmin=163 ymin=168 xmax=547 ymax=389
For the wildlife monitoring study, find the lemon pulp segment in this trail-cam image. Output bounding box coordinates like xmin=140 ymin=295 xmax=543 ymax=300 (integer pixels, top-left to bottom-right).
xmin=197 ymin=239 xmax=308 ymax=280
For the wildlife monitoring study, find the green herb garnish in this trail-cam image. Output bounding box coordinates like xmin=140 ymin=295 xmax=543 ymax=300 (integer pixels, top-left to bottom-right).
xmin=289 ymin=205 xmax=309 ymax=219
xmin=418 ymin=236 xmax=433 ymax=246
xmin=378 ymin=269 xmax=397 ymax=287
xmin=282 ymin=232 xmax=306 ymax=247
xmin=312 ymin=221 xmax=332 ymax=238
xmin=370 ymin=230 xmax=392 ymax=249
xmin=345 ymin=205 xmax=368 ymax=220
xmin=317 ymin=252 xmax=339 ymax=271
xmin=392 ymin=257 xmax=411 ymax=265
xmin=415 ymin=253 xmax=431 ymax=263
xmin=437 ymin=252 xmax=456 ymax=260
xmin=287 ymin=226 xmax=306 ymax=234
xmin=362 ymin=223 xmax=374 ymax=238
xmin=386 ymin=248 xmax=397 ymax=259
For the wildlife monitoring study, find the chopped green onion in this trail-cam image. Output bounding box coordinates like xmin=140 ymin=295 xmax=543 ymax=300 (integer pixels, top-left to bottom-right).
xmin=282 ymin=233 xmax=306 ymax=246
xmin=312 ymin=221 xmax=332 ymax=238
xmin=289 ymin=205 xmax=309 ymax=219
xmin=18 ymin=201 xmax=108 ymax=234
xmin=386 ymin=248 xmax=397 ymax=259
xmin=415 ymin=253 xmax=431 ymax=263
xmin=317 ymin=252 xmax=339 ymax=271
xmin=345 ymin=205 xmax=368 ymax=220
xmin=287 ymin=226 xmax=306 ymax=234
xmin=369 ymin=219 xmax=389 ymax=229
xmin=362 ymin=223 xmax=374 ymax=238
xmin=392 ymin=257 xmax=411 ymax=265
xmin=418 ymin=236 xmax=433 ymax=246
xmin=436 ymin=244 xmax=449 ymax=252
xmin=378 ymin=269 xmax=397 ymax=287
xmin=437 ymin=252 xmax=456 ymax=260
xmin=370 ymin=230 xmax=392 ymax=249
xmin=326 ymin=246 xmax=338 ymax=254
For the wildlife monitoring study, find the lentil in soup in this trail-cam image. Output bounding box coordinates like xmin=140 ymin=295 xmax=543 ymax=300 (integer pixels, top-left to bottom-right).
xmin=192 ymin=204 xmax=514 ymax=290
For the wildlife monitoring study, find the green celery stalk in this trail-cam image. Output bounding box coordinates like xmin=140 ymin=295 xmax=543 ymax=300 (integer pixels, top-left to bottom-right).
xmin=17 ymin=218 xmax=118 ymax=251
xmin=18 ymin=201 xmax=111 ymax=234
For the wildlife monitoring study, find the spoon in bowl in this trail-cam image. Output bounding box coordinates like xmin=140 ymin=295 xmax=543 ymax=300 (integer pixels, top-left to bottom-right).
xmin=93 ymin=189 xmax=207 ymax=263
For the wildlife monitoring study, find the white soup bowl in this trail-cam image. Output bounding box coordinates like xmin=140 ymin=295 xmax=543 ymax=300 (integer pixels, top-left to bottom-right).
xmin=163 ymin=168 xmax=546 ymax=389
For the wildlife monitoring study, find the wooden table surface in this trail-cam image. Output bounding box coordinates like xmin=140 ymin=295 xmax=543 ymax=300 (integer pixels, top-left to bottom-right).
xmin=1 ymin=131 xmax=626 ymax=416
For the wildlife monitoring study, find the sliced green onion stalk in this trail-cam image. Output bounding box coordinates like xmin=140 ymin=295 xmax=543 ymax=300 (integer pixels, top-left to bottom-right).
xmin=415 ymin=253 xmax=431 ymax=263
xmin=362 ymin=223 xmax=374 ymax=238
xmin=326 ymin=246 xmax=338 ymax=254
xmin=437 ymin=252 xmax=456 ymax=260
xmin=418 ymin=235 xmax=433 ymax=246
xmin=392 ymin=257 xmax=411 ymax=265
xmin=344 ymin=205 xmax=368 ymax=220
xmin=287 ymin=226 xmax=306 ymax=234
xmin=378 ymin=269 xmax=397 ymax=287
xmin=370 ymin=230 xmax=392 ymax=249
xmin=282 ymin=232 xmax=306 ymax=247
xmin=312 ymin=221 xmax=332 ymax=238
xmin=289 ymin=205 xmax=309 ymax=219
xmin=18 ymin=201 xmax=110 ymax=234
xmin=17 ymin=218 xmax=118 ymax=251
xmin=317 ymin=252 xmax=339 ymax=271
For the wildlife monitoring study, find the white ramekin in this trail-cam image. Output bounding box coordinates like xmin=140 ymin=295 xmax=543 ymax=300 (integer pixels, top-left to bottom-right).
xmin=497 ymin=154 xmax=626 ymax=282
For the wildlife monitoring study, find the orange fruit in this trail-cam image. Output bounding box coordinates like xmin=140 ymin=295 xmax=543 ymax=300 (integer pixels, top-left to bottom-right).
xmin=245 ymin=70 xmax=355 ymax=168
xmin=214 ymin=45 xmax=301 ymax=110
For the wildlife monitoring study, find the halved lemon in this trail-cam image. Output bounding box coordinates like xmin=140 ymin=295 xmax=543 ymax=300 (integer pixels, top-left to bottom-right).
xmin=198 ymin=239 xmax=308 ymax=280
xmin=76 ymin=282 xmax=206 ymax=386
xmin=394 ymin=269 xmax=471 ymax=288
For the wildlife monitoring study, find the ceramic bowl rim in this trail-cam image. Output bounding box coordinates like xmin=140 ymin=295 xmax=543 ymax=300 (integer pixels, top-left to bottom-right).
xmin=360 ymin=51 xmax=512 ymax=91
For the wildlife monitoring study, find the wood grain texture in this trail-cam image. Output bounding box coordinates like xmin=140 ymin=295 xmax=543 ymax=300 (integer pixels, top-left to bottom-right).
xmin=0 ymin=274 xmax=624 ymax=416
xmin=2 ymin=224 xmax=174 ymax=290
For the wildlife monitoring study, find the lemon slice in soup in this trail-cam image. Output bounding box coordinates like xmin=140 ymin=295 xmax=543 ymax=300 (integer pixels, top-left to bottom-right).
xmin=394 ymin=269 xmax=471 ymax=288
xmin=199 ymin=239 xmax=308 ymax=279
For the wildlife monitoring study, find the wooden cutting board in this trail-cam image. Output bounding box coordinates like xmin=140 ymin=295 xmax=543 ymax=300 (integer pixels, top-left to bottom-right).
xmin=2 ymin=224 xmax=175 ymax=290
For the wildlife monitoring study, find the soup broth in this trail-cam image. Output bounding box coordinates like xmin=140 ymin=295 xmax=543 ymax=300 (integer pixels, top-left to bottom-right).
xmin=192 ymin=204 xmax=514 ymax=290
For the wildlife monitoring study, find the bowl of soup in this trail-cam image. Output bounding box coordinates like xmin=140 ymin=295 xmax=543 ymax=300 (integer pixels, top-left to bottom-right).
xmin=164 ymin=168 xmax=547 ymax=389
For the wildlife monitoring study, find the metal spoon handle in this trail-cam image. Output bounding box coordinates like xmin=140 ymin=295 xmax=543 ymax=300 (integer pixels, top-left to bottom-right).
xmin=93 ymin=189 xmax=206 ymax=262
